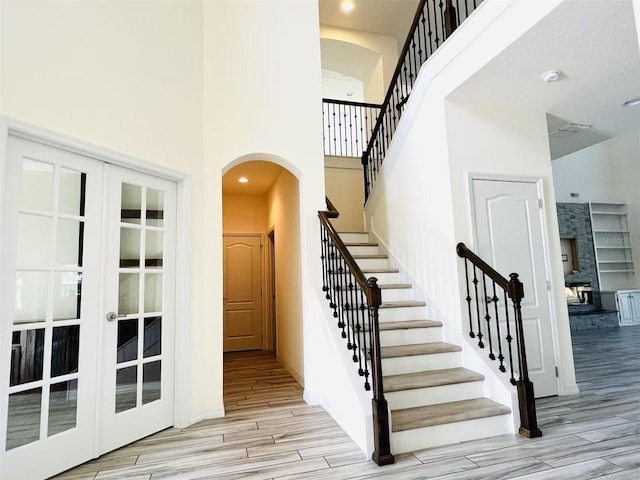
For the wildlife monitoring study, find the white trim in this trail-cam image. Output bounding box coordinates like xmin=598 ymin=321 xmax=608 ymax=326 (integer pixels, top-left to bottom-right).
xmin=0 ymin=115 xmax=193 ymax=440
xmin=0 ymin=116 xmax=188 ymax=182
xmin=189 ymin=408 xmax=226 ymax=426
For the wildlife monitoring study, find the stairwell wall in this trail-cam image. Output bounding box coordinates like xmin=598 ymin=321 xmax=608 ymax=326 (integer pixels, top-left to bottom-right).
xmin=364 ymin=0 xmax=579 ymax=403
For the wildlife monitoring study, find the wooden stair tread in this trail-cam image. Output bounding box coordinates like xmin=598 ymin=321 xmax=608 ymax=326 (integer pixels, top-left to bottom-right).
xmin=380 ymin=342 xmax=461 ymax=358
xmin=380 ymin=301 xmax=426 ymax=308
xmin=361 ymin=268 xmax=400 ymax=274
xmin=337 ymin=231 xmax=368 ymax=234
xmin=391 ymin=398 xmax=511 ymax=432
xmin=384 ymin=367 xmax=484 ymax=393
xmin=379 ymin=283 xmax=412 ymax=289
xmin=377 ymin=320 xmax=443 ymax=331
xmin=344 ymin=242 xmax=379 ymax=247
xmin=352 ymin=254 xmax=388 ymax=259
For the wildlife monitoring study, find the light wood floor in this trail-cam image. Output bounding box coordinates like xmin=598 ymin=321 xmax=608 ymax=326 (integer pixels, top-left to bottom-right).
xmin=55 ymin=326 xmax=640 ymax=479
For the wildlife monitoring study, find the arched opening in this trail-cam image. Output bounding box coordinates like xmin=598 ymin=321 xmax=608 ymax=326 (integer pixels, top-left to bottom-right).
xmin=221 ymin=158 xmax=305 ymax=404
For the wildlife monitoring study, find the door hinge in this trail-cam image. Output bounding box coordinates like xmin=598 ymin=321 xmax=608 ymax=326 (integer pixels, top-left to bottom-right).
xmin=538 ymin=198 xmax=543 ymax=209
xmin=546 ymin=280 xmax=551 ymax=291
xmin=555 ymin=366 xmax=559 ymax=377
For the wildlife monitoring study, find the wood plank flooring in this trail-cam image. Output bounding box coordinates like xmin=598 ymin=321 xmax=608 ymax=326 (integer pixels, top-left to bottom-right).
xmin=54 ymin=326 xmax=640 ymax=479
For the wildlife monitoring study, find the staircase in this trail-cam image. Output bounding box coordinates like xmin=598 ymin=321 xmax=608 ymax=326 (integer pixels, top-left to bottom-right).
xmin=339 ymin=231 xmax=513 ymax=453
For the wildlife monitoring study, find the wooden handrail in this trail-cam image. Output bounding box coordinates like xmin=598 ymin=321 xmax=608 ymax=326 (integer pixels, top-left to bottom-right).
xmin=362 ymin=0 xmax=428 ymax=165
xmin=319 ymin=200 xmax=378 ymax=306
xmin=318 ymin=198 xmax=393 ymax=465
xmin=323 ymin=98 xmax=383 ymax=109
xmin=456 ymin=241 xmax=541 ymax=439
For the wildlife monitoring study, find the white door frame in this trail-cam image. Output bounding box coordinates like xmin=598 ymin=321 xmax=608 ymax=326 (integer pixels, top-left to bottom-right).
xmin=0 ymin=116 xmax=192 ymax=439
xmin=467 ymin=173 xmax=561 ymax=395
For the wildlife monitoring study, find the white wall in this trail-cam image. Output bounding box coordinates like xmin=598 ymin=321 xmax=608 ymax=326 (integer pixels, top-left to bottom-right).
xmin=364 ymin=0 xmax=578 ymax=397
xmin=552 ymin=130 xmax=640 ymax=287
xmin=0 ymin=0 xmax=208 ymax=422
xmin=320 ymin=25 xmax=399 ymax=103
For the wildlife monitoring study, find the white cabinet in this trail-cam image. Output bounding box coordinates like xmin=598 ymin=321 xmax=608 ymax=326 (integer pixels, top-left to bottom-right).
xmin=589 ymin=202 xmax=636 ymax=291
xmin=615 ymin=289 xmax=640 ymax=326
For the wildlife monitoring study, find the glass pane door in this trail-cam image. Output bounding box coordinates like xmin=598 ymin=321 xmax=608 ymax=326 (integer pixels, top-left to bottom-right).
xmin=99 ymin=166 xmax=176 ymax=455
xmin=1 ymin=137 xmax=103 ymax=479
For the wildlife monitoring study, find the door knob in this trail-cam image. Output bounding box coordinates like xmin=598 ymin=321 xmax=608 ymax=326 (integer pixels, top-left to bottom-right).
xmin=106 ymin=312 xmax=126 ymax=322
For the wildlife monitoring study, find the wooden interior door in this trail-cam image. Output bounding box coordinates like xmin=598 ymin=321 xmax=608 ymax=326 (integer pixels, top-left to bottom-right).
xmin=223 ymin=235 xmax=262 ymax=351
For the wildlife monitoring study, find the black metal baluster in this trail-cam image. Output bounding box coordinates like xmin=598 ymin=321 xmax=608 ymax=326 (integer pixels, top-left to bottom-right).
xmin=336 ymin=256 xmax=347 ymax=337
xmin=341 ymin=104 xmax=348 ymax=157
xmin=492 ymin=281 xmax=506 ymax=373
xmin=436 ymin=0 xmax=444 ymax=47
xmin=329 ymin=240 xmax=339 ymax=318
xmin=355 ymin=287 xmax=365 ymax=372
xmin=481 ymin=273 xmax=495 ymax=361
xmin=331 ymin=102 xmax=337 ymax=156
xmin=360 ymin=289 xmax=370 ymax=385
xmin=503 ymin=291 xmax=516 ymax=384
xmin=320 ymin=225 xmax=328 ymax=296
xmin=473 ymin=265 xmax=484 ymax=348
xmin=463 ymin=258 xmax=475 ymax=337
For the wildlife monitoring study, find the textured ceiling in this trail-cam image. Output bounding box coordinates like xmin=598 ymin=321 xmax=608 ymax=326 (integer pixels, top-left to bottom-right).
xmin=448 ymin=0 xmax=640 ymax=159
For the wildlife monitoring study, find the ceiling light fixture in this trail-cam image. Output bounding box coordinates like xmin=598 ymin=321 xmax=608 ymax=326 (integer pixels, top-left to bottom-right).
xmin=341 ymin=1 xmax=355 ymax=13
xmin=622 ymin=96 xmax=640 ymax=107
xmin=238 ymin=177 xmax=249 ymax=184
xmin=541 ymin=70 xmax=562 ymax=83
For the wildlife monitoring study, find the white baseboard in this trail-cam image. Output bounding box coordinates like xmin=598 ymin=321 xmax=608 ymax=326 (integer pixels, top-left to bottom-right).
xmin=187 ymin=408 xmax=226 ymax=427
xmin=277 ymin=353 xmax=305 ymax=388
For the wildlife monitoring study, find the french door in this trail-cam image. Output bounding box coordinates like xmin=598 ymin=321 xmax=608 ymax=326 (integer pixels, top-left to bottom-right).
xmin=0 ymin=136 xmax=176 ymax=479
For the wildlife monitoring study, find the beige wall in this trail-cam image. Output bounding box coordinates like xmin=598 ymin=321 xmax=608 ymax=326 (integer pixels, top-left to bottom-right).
xmin=324 ymin=162 xmax=365 ymax=232
xmin=267 ymin=170 xmax=304 ymax=384
xmin=222 ymin=195 xmax=267 ymax=234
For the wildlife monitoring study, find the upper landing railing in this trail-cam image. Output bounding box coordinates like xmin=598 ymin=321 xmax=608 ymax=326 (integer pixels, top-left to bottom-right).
xmin=362 ymin=0 xmax=484 ymax=199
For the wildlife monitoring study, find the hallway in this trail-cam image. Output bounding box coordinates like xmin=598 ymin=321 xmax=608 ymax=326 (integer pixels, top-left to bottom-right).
xmin=55 ymin=328 xmax=640 ymax=479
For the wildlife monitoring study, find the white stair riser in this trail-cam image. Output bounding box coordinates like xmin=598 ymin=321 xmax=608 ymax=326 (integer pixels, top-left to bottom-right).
xmin=390 ymin=414 xmax=514 ymax=454
xmin=379 ymin=306 xmax=427 ymax=322
xmin=363 ymin=272 xmax=401 ymax=284
xmin=381 ymin=351 xmax=461 ymax=375
xmin=346 ymin=245 xmax=381 ymax=256
xmin=339 ymin=233 xmax=369 ymax=243
xmin=380 ymin=327 xmax=442 ymax=346
xmin=386 ymin=381 xmax=485 ymax=410
xmin=380 ymin=288 xmax=414 ymax=303
xmin=354 ymin=257 xmax=390 ymax=270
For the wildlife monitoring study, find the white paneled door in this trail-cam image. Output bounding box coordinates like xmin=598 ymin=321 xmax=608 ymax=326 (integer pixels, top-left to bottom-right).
xmin=0 ymin=137 xmax=176 ymax=480
xmin=472 ymin=179 xmax=558 ymax=398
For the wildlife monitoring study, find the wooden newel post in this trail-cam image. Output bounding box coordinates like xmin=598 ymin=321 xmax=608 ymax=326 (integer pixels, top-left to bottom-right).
xmin=367 ymin=278 xmax=395 ymax=465
xmin=508 ymin=273 xmax=542 ymax=439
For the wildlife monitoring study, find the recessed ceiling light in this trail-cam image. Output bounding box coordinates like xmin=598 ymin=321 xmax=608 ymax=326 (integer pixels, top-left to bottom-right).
xmin=341 ymin=1 xmax=355 ymax=13
xmin=238 ymin=177 xmax=249 ymax=184
xmin=346 ymin=92 xmax=353 ymax=96
xmin=622 ymin=96 xmax=640 ymax=107
xmin=541 ymin=70 xmax=562 ymax=83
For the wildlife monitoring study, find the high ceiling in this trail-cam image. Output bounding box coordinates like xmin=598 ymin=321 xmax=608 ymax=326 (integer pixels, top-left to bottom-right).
xmin=320 ymin=0 xmax=640 ymax=160
xmin=318 ymin=0 xmax=420 ymax=45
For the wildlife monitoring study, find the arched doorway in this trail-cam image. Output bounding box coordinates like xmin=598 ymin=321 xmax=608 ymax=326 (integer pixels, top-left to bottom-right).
xmin=221 ymin=159 xmax=304 ymax=386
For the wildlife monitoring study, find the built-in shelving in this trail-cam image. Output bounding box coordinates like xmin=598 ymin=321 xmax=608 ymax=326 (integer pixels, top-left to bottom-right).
xmin=589 ymin=202 xmax=636 ymax=291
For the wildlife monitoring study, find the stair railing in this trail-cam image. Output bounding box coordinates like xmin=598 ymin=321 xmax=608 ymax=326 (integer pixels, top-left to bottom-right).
xmin=362 ymin=0 xmax=484 ymax=200
xmin=456 ymin=242 xmax=542 ymax=438
xmin=318 ymin=198 xmax=394 ymax=465
xmin=322 ymin=98 xmax=382 ymax=158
